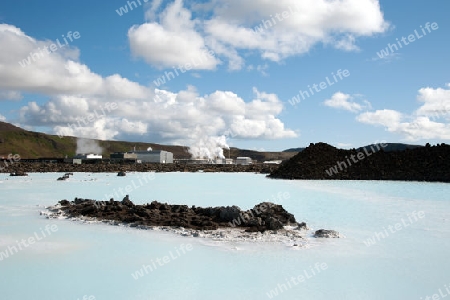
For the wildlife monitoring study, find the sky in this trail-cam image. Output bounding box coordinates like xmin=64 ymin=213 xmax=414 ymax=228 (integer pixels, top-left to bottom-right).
xmin=0 ymin=0 xmax=449 ymax=153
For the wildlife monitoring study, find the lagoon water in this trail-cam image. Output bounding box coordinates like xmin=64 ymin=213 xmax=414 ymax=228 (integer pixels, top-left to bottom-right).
xmin=0 ymin=172 xmax=449 ymax=300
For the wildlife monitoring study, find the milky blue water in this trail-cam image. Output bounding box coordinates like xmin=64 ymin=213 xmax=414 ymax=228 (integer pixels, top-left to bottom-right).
xmin=0 ymin=172 xmax=449 ymax=300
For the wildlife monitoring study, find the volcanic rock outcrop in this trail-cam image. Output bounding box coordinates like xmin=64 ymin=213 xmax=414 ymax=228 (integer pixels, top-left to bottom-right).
xmin=314 ymin=229 xmax=340 ymax=238
xmin=9 ymin=171 xmax=27 ymax=176
xmin=57 ymin=173 xmax=73 ymax=181
xmin=48 ymin=196 xmax=300 ymax=232
xmin=269 ymin=142 xmax=450 ymax=182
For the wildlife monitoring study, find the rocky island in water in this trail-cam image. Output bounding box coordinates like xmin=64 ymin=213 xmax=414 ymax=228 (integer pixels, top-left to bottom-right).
xmin=43 ymin=196 xmax=340 ymax=246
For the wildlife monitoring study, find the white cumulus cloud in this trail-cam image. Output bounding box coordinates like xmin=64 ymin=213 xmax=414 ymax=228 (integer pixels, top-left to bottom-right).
xmin=0 ymin=22 xmax=297 ymax=147
xmin=0 ymin=90 xmax=22 ymax=101
xmin=19 ymin=87 xmax=297 ymax=144
xmin=324 ymin=92 xmax=370 ymax=113
xmin=0 ymin=24 xmax=153 ymax=99
xmin=129 ymin=0 xmax=220 ymax=70
xmin=356 ymin=84 xmax=450 ymax=141
xmin=128 ymin=0 xmax=389 ymax=70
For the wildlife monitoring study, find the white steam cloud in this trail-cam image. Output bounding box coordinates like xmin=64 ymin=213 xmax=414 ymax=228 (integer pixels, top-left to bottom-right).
xmin=188 ymin=136 xmax=230 ymax=159
xmin=76 ymin=138 xmax=103 ymax=154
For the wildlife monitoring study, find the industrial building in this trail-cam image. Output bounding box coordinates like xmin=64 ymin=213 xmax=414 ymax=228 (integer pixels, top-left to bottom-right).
xmin=65 ymin=153 xmax=103 ymax=164
xmin=236 ymin=157 xmax=252 ymax=165
xmin=74 ymin=154 xmax=103 ymax=160
xmin=263 ymin=160 xmax=282 ymax=165
xmin=175 ymin=158 xmax=235 ymax=165
xmin=175 ymin=158 xmax=210 ymax=164
xmin=225 ymin=158 xmax=234 ymax=165
xmin=134 ymin=150 xmax=173 ymax=164
xmin=110 ymin=152 xmax=137 ymax=163
xmin=214 ymin=158 xmax=234 ymax=164
xmin=110 ymin=149 xmax=173 ymax=164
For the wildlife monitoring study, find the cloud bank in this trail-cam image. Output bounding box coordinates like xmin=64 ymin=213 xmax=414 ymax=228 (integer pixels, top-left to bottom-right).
xmin=128 ymin=0 xmax=389 ymax=70
xmin=0 ymin=24 xmax=296 ymax=147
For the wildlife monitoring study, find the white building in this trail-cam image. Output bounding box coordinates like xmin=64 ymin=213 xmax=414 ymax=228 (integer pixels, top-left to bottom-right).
xmin=225 ymin=158 xmax=234 ymax=165
xmin=74 ymin=154 xmax=103 ymax=160
xmin=236 ymin=157 xmax=252 ymax=165
xmin=263 ymin=160 xmax=282 ymax=165
xmin=133 ymin=150 xmax=173 ymax=164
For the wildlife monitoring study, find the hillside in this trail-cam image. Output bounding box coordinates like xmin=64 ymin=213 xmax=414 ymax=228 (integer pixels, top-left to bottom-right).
xmin=283 ymin=143 xmax=422 ymax=153
xmin=283 ymin=147 xmax=305 ymax=153
xmin=269 ymin=142 xmax=450 ymax=182
xmin=0 ymin=121 xmax=295 ymax=161
xmin=356 ymin=143 xmax=423 ymax=152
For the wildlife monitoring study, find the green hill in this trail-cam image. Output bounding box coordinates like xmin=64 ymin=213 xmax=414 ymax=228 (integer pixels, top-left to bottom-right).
xmin=0 ymin=121 xmax=295 ymax=161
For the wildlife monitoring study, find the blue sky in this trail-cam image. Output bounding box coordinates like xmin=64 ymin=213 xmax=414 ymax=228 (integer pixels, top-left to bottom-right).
xmin=0 ymin=0 xmax=449 ymax=154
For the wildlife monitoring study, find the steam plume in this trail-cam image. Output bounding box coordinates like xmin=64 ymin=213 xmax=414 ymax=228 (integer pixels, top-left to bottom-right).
xmin=76 ymin=138 xmax=103 ymax=154
xmin=188 ymin=135 xmax=230 ymax=159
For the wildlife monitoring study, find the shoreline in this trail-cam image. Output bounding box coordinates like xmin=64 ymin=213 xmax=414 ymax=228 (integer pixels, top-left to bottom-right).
xmin=0 ymin=162 xmax=276 ymax=174
xmin=3 ymin=171 xmax=448 ymax=184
